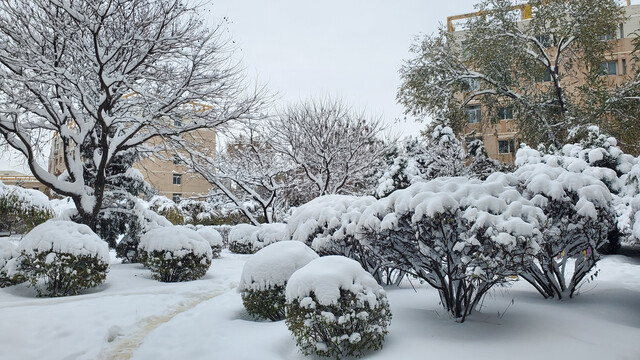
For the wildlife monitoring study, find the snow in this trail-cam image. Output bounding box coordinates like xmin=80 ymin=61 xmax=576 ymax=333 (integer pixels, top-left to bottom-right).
xmin=0 ymin=246 xmax=639 ymax=359
xmin=0 ymin=239 xmax=16 ymax=269
xmin=249 ymin=223 xmax=288 ymax=251
xmin=14 ymin=220 xmax=109 ymax=264
xmin=196 ymin=227 xmax=223 ymax=247
xmin=0 ymin=181 xmax=52 ymax=212
xmin=285 ymin=256 xmax=384 ymax=307
xmin=139 ymin=226 xmax=212 ymax=258
xmin=227 ymin=223 xmax=258 ymax=246
xmin=239 ymin=241 xmax=318 ymax=292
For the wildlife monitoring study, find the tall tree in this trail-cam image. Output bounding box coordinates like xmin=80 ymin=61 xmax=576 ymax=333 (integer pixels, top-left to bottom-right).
xmin=0 ymin=0 xmax=262 ymax=229
xmin=398 ymin=0 xmax=626 ymax=148
xmin=270 ymin=98 xmax=391 ymax=199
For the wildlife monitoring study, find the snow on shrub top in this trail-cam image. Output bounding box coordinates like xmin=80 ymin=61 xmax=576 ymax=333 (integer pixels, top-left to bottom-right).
xmin=0 ymin=240 xmax=16 ymax=268
xmin=357 ymin=177 xmax=545 ymax=241
xmin=250 ymin=223 xmax=287 ymax=250
xmin=17 ymin=220 xmax=109 ymax=263
xmin=197 ymin=227 xmax=223 ymax=247
xmin=286 ymin=195 xmax=376 ymax=247
xmin=286 ymin=256 xmax=384 ymax=307
xmin=139 ymin=226 xmax=212 ymax=258
xmin=0 ymin=181 xmax=52 ymax=212
xmin=488 ymin=162 xmax=612 ymax=220
xmin=228 ymin=224 xmax=258 ymax=245
xmin=239 ymin=241 xmax=318 ymax=292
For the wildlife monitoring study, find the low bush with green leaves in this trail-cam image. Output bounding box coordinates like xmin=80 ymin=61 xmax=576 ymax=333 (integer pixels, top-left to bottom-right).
xmin=139 ymin=226 xmax=212 ymax=282
xmin=0 ymin=182 xmax=54 ymax=235
xmin=239 ymin=241 xmax=318 ymax=321
xmin=285 ymin=256 xmax=391 ymax=359
xmin=7 ymin=220 xmax=110 ymax=297
xmin=196 ymin=227 xmax=223 ymax=258
xmin=228 ymin=224 xmax=257 ymax=254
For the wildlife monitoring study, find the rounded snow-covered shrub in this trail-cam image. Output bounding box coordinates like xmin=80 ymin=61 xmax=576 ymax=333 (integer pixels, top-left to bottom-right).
xmin=139 ymin=226 xmax=212 ymax=282
xmin=249 ymin=223 xmax=287 ymax=252
xmin=197 ymin=227 xmax=223 ymax=258
xmin=286 ymin=195 xmax=400 ymax=285
xmin=9 ymin=220 xmax=110 ymax=297
xmin=491 ymin=157 xmax=615 ymax=299
xmin=0 ymin=240 xmax=19 ymax=287
xmin=228 ymin=224 xmax=258 ymax=254
xmin=239 ymin=241 xmax=318 ymax=321
xmin=358 ymin=177 xmax=544 ymax=321
xmin=285 ymin=256 xmax=391 ymax=359
xmin=0 ymin=182 xmax=54 ymax=235
xmin=149 ymin=196 xmax=184 ymax=225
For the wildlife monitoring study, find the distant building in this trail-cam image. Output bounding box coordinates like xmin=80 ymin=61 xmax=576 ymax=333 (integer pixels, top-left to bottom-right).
xmin=0 ymin=170 xmax=47 ymax=193
xmin=447 ymin=2 xmax=640 ymax=163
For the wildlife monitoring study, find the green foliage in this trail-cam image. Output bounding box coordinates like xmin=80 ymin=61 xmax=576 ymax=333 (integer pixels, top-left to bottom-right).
xmin=398 ymin=0 xmax=628 ymax=148
xmin=13 ymin=251 xmax=108 ymax=297
xmin=228 ymin=241 xmax=253 ymax=254
xmin=285 ymin=290 xmax=391 ymax=359
xmin=142 ymin=250 xmax=211 ymax=282
xmin=158 ymin=206 xmax=184 ymax=225
xmin=210 ymin=244 xmax=222 ymax=258
xmin=241 ymin=285 xmax=287 ymax=321
xmin=0 ymin=192 xmax=54 ymax=235
xmin=115 ymin=233 xmax=141 ymax=263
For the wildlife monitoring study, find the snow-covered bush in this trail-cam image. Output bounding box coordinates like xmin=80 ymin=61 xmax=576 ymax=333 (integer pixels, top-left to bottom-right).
xmin=115 ymin=201 xmax=172 ymax=263
xmin=286 ymin=195 xmax=401 ymax=285
xmin=491 ymin=157 xmax=616 ymax=299
xmin=228 ymin=224 xmax=258 ymax=254
xmin=149 ymin=196 xmax=184 ymax=225
xmin=0 ymin=240 xmax=18 ymax=287
xmin=249 ymin=223 xmax=287 ymax=252
xmin=466 ymin=139 xmax=512 ymax=180
xmin=285 ymin=256 xmax=391 ymax=358
xmin=211 ymin=225 xmax=232 ymax=245
xmin=239 ymin=241 xmax=318 ymax=321
xmin=179 ymin=199 xmax=217 ymax=225
xmin=0 ymin=182 xmax=54 ymax=235
xmin=8 ymin=220 xmax=110 ymax=297
xmin=139 ymin=226 xmax=212 ymax=282
xmin=358 ymin=177 xmax=544 ymax=322
xmin=197 ymin=227 xmax=223 ymax=258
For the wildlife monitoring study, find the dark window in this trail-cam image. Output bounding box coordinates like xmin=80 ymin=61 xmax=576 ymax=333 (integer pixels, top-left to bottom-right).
xmin=498 ymin=107 xmax=513 ymax=120
xmin=32 ymin=187 xmax=39 ymax=191
xmin=622 ymin=59 xmax=627 ymax=75
xmin=174 ymin=118 xmax=182 ymax=127
xmin=602 ymin=61 xmax=617 ymax=76
xmin=172 ymin=173 xmax=182 ymax=185
xmin=173 ymin=156 xmax=182 ymax=165
xmin=598 ymin=33 xmax=615 ymax=41
xmin=172 ymin=193 xmax=181 ymax=202
xmin=498 ymin=139 xmax=516 ymax=154
xmin=465 ymin=105 xmax=482 ymax=124
xmin=535 ymin=34 xmax=551 ymax=47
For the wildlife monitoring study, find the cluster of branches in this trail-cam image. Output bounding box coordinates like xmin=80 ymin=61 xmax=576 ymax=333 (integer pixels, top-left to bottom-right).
xmin=0 ymin=0 xmax=264 ymax=229
xmin=398 ymin=0 xmax=629 ymax=149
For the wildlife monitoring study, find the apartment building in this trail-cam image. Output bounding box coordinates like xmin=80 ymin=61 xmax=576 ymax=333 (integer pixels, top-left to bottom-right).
xmin=448 ymin=2 xmax=640 ymax=163
xmin=0 ymin=170 xmax=46 ymax=192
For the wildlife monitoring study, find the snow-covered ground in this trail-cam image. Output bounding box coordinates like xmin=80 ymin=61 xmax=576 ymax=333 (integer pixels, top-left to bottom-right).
xmin=1 ymin=247 xmax=639 ymax=360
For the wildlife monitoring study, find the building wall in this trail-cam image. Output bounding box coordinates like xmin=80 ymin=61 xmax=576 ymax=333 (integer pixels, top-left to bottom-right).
xmin=0 ymin=170 xmax=47 ymax=193
xmin=454 ymin=4 xmax=640 ymax=163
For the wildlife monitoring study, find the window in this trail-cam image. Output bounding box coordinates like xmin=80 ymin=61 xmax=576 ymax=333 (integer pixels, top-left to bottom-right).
xmin=172 ymin=173 xmax=182 ymax=185
xmin=464 ymin=78 xmax=482 ymax=92
xmin=498 ymin=107 xmax=513 ymax=120
xmin=465 ymin=105 xmax=482 ymax=124
xmin=498 ymin=139 xmax=516 ymax=154
xmin=536 ymin=68 xmax=552 ymax=83
xmin=32 ymin=187 xmax=39 ymax=191
xmin=173 ymin=156 xmax=182 ymax=165
xmin=172 ymin=193 xmax=181 ymax=202
xmin=598 ymin=33 xmax=615 ymax=41
xmin=620 ymin=24 xmax=625 ymax=39
xmin=174 ymin=118 xmax=182 ymax=127
xmin=622 ymin=59 xmax=627 ymax=75
xmin=602 ymin=61 xmax=617 ymax=76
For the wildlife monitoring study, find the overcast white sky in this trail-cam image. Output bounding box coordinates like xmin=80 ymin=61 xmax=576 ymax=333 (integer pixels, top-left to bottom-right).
xmin=204 ymin=0 xmax=481 ymax=139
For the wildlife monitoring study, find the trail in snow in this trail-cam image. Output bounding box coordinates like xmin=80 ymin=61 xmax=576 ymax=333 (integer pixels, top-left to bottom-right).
xmin=97 ymin=290 xmax=226 ymax=360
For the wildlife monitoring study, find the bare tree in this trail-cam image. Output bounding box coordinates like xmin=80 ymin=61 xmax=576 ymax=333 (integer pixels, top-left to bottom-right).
xmin=270 ymin=98 xmax=391 ymax=199
xmin=0 ymin=0 xmax=263 ymax=229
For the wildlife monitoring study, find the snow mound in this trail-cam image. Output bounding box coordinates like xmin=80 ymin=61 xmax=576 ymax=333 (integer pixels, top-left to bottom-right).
xmin=17 ymin=220 xmax=109 ymax=263
xmin=239 ymin=241 xmax=318 ymax=292
xmin=139 ymin=226 xmax=212 ymax=258
xmin=228 ymin=224 xmax=258 ymax=245
xmin=197 ymin=227 xmax=223 ymax=247
xmin=250 ymin=223 xmax=288 ymax=251
xmin=286 ymin=256 xmax=384 ymax=307
xmin=0 ymin=240 xmax=16 ymax=269
xmin=0 ymin=181 xmax=52 ymax=212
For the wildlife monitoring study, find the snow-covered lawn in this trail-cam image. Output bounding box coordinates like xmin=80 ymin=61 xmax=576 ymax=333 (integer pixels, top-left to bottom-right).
xmin=1 ymin=248 xmax=639 ymax=360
